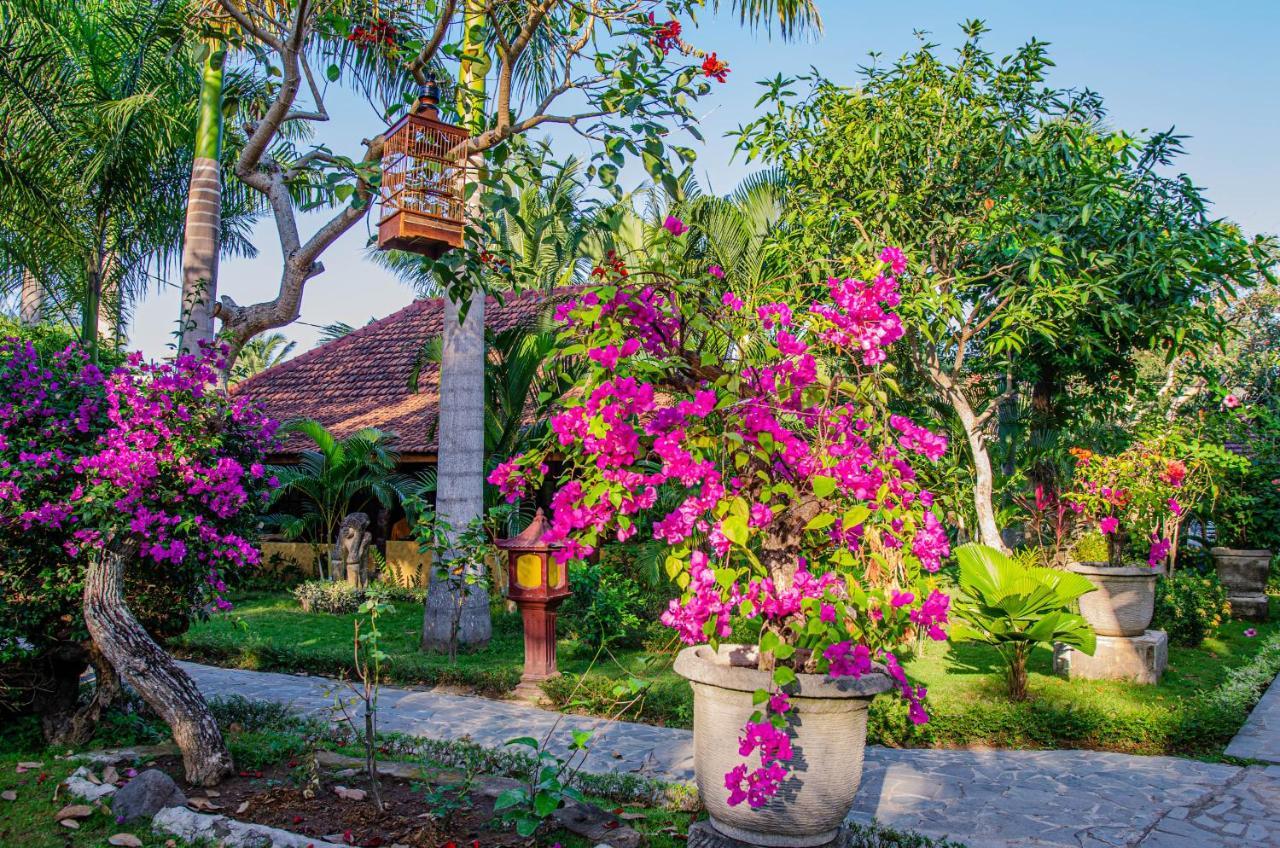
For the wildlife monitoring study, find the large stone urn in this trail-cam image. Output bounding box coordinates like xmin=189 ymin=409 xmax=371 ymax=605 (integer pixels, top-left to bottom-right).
xmin=674 ymin=644 xmax=892 ymax=848
xmin=1211 ymin=547 xmax=1272 ymax=621
xmin=1068 ymin=562 xmax=1163 ymax=636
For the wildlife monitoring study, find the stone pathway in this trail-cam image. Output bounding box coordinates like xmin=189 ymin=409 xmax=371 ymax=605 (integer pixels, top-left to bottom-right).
xmin=180 ymin=662 xmax=1280 ymax=848
xmin=1226 ymin=671 xmax=1280 ymax=764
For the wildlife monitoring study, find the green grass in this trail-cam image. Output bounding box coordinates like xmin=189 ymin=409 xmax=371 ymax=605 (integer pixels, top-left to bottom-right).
xmin=177 ymin=592 xmax=1280 ymax=757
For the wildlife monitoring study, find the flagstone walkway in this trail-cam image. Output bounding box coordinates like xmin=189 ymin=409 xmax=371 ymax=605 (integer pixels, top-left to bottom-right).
xmin=180 ymin=661 xmax=1280 ymax=848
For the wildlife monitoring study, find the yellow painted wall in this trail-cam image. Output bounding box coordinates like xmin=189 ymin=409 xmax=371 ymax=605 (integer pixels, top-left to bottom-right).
xmin=259 ymin=542 xmax=324 ymax=578
xmin=384 ymin=540 xmax=431 ymax=588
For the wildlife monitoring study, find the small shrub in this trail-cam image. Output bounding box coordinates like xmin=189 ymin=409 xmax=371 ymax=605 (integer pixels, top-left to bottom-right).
xmin=1180 ymin=629 xmax=1280 ymax=743
xmin=227 ymin=729 xmax=310 ymax=772
xmin=1153 ymin=569 xmax=1230 ymax=647
xmin=1070 ymin=530 xmax=1110 ymax=563
xmin=292 ymin=580 xmax=426 ymax=614
xmin=209 ymin=694 xmax=309 ymax=734
xmin=562 ymin=561 xmax=646 ymax=648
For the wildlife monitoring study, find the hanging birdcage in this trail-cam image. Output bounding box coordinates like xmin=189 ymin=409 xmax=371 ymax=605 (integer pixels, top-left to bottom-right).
xmin=377 ymin=81 xmax=468 ymax=257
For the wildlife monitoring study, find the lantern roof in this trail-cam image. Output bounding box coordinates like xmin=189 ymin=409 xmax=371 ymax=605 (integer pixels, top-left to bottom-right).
xmin=498 ymin=508 xmax=556 ymax=550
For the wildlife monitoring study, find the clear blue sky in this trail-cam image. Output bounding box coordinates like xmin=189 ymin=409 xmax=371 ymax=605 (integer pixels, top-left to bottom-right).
xmin=128 ymin=0 xmax=1280 ymax=357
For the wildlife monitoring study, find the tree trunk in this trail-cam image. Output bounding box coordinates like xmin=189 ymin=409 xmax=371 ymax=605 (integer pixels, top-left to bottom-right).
xmin=1005 ymin=643 xmax=1029 ymax=702
xmin=422 ymin=285 xmax=491 ymax=651
xmin=98 ymin=253 xmax=121 ymax=349
xmin=20 ymin=268 xmax=42 ymax=326
xmin=180 ymin=46 xmax=226 ymax=359
xmin=921 ymin=357 xmax=1008 ymax=552
xmin=42 ymin=642 xmax=122 ymax=747
xmin=83 ymin=541 xmax=232 ymax=785
xmin=423 ymin=5 xmax=491 ymax=653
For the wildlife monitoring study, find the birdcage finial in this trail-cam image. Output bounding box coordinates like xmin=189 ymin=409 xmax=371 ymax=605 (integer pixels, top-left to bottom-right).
xmin=418 ymin=73 xmax=441 ymax=118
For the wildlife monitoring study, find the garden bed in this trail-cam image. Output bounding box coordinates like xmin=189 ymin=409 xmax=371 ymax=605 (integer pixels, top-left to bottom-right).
xmin=176 ymin=592 xmax=1280 ymax=757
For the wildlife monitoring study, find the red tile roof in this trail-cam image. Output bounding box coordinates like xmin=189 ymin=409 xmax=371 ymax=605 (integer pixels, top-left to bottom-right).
xmin=236 ymin=289 xmax=558 ymax=460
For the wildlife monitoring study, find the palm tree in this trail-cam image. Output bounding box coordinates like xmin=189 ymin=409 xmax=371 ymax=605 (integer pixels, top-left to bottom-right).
xmin=0 ymin=0 xmax=262 ymax=353
xmin=268 ymin=420 xmax=425 ymax=579
xmin=379 ymin=148 xmax=598 ymax=651
xmin=230 ymin=332 xmax=296 ymax=384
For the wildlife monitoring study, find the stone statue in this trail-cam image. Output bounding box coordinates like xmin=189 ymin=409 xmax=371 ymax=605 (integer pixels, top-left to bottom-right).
xmin=336 ymin=512 xmax=372 ymax=588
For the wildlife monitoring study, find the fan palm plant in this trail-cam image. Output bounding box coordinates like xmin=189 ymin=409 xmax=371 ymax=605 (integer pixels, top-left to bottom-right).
xmin=268 ymin=420 xmax=425 ymax=578
xmin=951 ymin=543 xmax=1097 ymax=701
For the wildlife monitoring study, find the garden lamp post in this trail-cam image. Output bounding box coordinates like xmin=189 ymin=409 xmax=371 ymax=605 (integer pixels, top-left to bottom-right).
xmin=497 ymin=509 xmax=571 ymax=700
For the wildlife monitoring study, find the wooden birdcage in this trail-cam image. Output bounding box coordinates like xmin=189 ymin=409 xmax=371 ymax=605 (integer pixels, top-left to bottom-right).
xmin=377 ymin=87 xmax=468 ymax=257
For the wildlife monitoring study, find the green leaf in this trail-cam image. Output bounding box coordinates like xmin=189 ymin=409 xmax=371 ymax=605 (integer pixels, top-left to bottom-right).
xmin=805 ymin=513 xmax=835 ymax=531
xmin=533 ymin=790 xmax=561 ymax=817
xmin=812 ymin=475 xmax=837 ymax=498
xmin=772 ymin=666 xmax=797 ymax=687
xmin=494 ymin=788 xmax=528 ymax=810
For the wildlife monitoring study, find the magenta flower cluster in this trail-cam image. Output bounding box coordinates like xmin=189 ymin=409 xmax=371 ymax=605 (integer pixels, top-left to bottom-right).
xmin=488 ymin=225 xmax=953 ymax=809
xmin=0 ymin=339 xmax=278 ymax=614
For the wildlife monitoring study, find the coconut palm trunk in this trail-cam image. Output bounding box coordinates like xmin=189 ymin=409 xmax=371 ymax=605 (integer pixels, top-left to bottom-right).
xmin=19 ymin=268 xmax=42 ymax=325
xmin=179 ymin=45 xmax=226 ymax=358
xmin=422 ymin=1 xmax=492 ymax=652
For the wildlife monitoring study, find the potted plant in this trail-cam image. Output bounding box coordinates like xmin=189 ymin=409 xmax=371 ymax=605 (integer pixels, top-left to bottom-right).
xmin=1062 ymin=442 xmax=1201 ymax=635
xmin=492 ymin=237 xmax=952 ymax=846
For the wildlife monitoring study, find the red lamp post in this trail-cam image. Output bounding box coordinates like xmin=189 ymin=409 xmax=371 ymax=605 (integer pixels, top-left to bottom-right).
xmin=497 ymin=509 xmax=571 ymax=700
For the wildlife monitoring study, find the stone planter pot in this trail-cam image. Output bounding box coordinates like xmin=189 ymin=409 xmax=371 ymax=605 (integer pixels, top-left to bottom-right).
xmin=673 ymin=644 xmax=892 ymax=848
xmin=1068 ymin=562 xmax=1164 ymax=637
xmin=1211 ymin=547 xmax=1272 ymax=621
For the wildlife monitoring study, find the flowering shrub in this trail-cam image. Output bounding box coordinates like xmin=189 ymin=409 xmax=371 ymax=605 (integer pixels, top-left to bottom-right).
xmin=1066 ymin=441 xmax=1208 ymax=569
xmin=0 ymin=337 xmax=278 ymax=661
xmin=1153 ymin=569 xmax=1230 ymax=647
xmin=490 ymin=226 xmax=952 ymax=808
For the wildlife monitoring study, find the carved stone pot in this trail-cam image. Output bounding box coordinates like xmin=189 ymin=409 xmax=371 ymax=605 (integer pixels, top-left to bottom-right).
xmin=1211 ymin=547 xmax=1272 ymax=621
xmin=673 ymin=644 xmax=892 ymax=848
xmin=1068 ymin=562 xmax=1164 ymax=637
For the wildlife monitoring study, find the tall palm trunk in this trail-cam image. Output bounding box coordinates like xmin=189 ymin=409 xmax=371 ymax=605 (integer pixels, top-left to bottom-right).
xmin=98 ymin=253 xmax=121 ymax=348
xmin=19 ymin=269 xmax=42 ymax=325
xmin=423 ymin=1 xmax=492 ymax=652
xmin=179 ymin=45 xmax=226 ymax=359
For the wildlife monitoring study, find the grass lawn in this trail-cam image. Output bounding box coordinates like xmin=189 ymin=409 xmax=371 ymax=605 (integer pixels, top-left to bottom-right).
xmin=175 ymin=592 xmax=1280 ymax=758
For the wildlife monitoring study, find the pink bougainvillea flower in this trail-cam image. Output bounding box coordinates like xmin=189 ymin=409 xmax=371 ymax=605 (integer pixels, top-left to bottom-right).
xmin=663 ymin=215 xmax=688 ymax=236
xmin=1244 ymin=628 xmax=1258 ymax=637
xmin=1160 ymin=460 xmax=1187 ymax=488
xmin=879 ymin=246 xmax=907 ymax=274
xmin=1167 ymin=497 xmax=1183 ymax=516
xmin=708 ymin=264 xmax=725 ymax=279
xmin=1099 ymin=516 xmax=1119 ymax=534
xmin=723 ymin=291 xmax=745 ymax=311
xmin=1224 ymin=394 xmax=1242 ymax=409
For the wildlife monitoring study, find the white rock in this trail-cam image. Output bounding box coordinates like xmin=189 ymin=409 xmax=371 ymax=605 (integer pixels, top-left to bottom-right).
xmin=65 ymin=766 xmax=118 ymax=802
xmin=152 ymin=806 xmax=349 ymax=848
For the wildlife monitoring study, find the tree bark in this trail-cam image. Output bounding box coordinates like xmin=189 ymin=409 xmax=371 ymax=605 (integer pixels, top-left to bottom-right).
xmin=43 ymin=642 xmax=122 ymax=747
xmin=919 ymin=356 xmax=1008 ymax=552
xmin=180 ymin=46 xmax=227 ymax=359
xmin=20 ymin=268 xmax=42 ymax=325
xmin=83 ymin=541 xmax=232 ymax=785
xmin=423 ymin=7 xmax=492 ymax=654
xmin=422 ymin=284 xmax=492 ymax=651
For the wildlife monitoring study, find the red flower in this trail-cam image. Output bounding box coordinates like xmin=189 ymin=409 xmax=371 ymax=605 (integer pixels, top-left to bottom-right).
xmin=701 ymin=52 xmax=730 ymax=82
xmin=649 ymin=15 xmax=682 ymax=54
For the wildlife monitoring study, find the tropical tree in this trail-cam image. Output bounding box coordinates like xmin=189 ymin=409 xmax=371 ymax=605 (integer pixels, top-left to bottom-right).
xmin=951 ymin=543 xmax=1096 ymax=701
xmin=737 ymin=21 xmax=1275 ymax=548
xmin=230 ymin=331 xmax=296 ymax=383
xmin=0 ymin=0 xmax=263 ymax=353
xmin=268 ymin=420 xmax=422 ymax=577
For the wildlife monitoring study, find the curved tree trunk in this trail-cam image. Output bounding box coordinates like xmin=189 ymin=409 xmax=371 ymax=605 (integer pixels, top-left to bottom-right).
xmin=422 ymin=284 xmax=491 ymax=651
xmin=180 ymin=46 xmax=226 ymax=358
xmin=83 ymin=541 xmax=232 ymax=785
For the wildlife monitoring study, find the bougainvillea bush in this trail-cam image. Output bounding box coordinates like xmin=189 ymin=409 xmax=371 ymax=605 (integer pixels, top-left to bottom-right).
xmin=491 ymin=225 xmax=952 ymax=809
xmin=0 ymin=334 xmax=277 ymax=734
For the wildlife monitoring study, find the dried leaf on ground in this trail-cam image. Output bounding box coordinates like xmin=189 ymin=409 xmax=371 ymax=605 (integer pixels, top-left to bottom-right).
xmin=108 ymin=835 xmax=144 ymax=847
xmin=333 ymin=785 xmax=367 ymax=801
xmin=55 ymin=804 xmax=94 ymax=820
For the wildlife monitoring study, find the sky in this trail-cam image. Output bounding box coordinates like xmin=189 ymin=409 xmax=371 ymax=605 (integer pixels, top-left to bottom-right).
xmin=127 ymin=0 xmax=1280 ymax=358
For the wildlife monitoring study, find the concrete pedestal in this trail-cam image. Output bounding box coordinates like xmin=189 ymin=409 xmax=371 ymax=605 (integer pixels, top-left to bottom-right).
xmin=687 ymin=820 xmax=858 ymax=848
xmin=1228 ymin=593 xmax=1271 ymax=621
xmin=1053 ymin=629 xmax=1168 ymax=685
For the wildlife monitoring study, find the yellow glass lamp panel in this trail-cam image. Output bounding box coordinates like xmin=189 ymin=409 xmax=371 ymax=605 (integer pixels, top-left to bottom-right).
xmin=547 ymin=558 xmax=561 ymax=589
xmin=516 ymin=554 xmax=543 ymax=590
